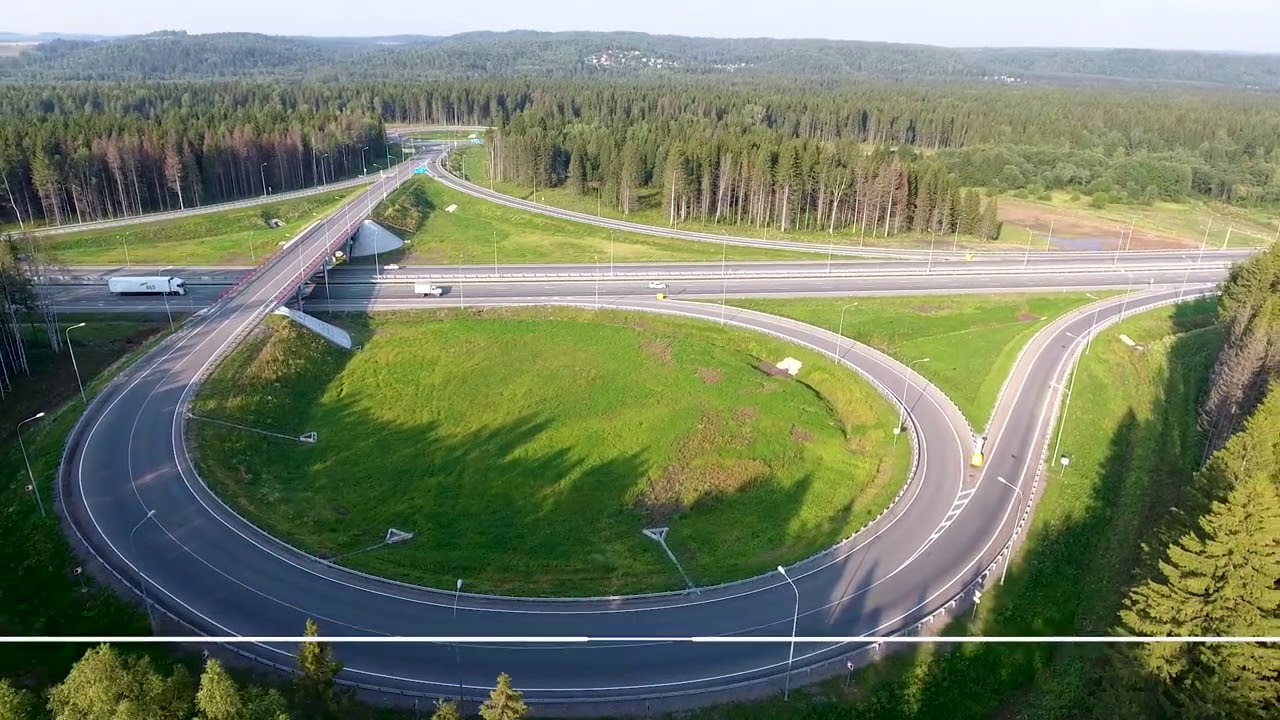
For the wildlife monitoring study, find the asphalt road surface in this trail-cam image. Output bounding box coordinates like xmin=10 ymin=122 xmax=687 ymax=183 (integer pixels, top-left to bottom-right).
xmin=43 ymin=266 xmax=1229 ymax=314
xmin=55 ymin=143 xmax=1239 ymax=714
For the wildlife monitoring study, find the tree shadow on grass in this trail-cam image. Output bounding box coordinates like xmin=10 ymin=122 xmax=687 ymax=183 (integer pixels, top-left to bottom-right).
xmin=685 ymin=308 xmax=1227 ymax=720
xmin=191 ymin=312 xmax=870 ymax=598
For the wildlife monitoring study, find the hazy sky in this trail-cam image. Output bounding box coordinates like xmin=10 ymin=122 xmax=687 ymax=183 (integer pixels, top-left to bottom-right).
xmin=8 ymin=0 xmax=1279 ymax=53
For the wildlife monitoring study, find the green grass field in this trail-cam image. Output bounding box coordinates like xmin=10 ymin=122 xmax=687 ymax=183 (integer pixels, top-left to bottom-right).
xmin=726 ymin=293 xmax=1103 ymax=428
xmin=368 ymin=176 xmax=812 ymax=265
xmin=685 ymin=298 xmax=1222 ymax=720
xmin=35 ymin=189 xmax=363 ymax=266
xmin=190 ymin=308 xmax=908 ymax=596
xmin=997 ymin=192 xmax=1278 ymax=250
xmin=1 ymin=317 xmax=166 ymax=687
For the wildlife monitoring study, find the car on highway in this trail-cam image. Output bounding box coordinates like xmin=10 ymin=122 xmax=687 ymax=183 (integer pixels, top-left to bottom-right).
xmin=648 ymin=281 xmax=667 ymax=289
xmin=383 ymin=264 xmax=401 ymax=271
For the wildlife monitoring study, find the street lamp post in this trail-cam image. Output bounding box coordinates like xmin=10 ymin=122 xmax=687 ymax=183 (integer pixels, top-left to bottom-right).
xmin=129 ymin=509 xmax=158 ymax=631
xmin=777 ymin=566 xmax=799 ymax=701
xmin=995 ymin=476 xmax=1024 ymax=585
xmin=361 ymin=146 xmax=369 ymax=176
xmin=1052 ymin=339 xmax=1083 ymax=466
xmin=900 ymin=358 xmax=931 ymax=430
xmin=260 ymin=163 xmax=268 ymax=198
xmin=1118 ymin=272 xmax=1134 ymax=321
xmin=1023 ymin=227 xmax=1034 ymax=270
xmin=18 ymin=412 xmax=47 ymax=516
xmin=927 ymin=231 xmax=938 ymax=274
xmin=1084 ymin=293 xmax=1099 ymax=355
xmin=159 ymin=266 xmax=175 ymax=331
xmin=453 ymin=579 xmax=464 ymax=703
xmin=66 ymin=322 xmax=87 ymax=404
xmin=835 ymin=302 xmax=860 ymax=360
xmin=594 ymin=256 xmax=600 ymax=310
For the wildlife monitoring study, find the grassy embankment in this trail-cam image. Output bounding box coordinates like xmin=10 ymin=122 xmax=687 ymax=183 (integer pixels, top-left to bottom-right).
xmin=456 ymin=146 xmax=1278 ymax=253
xmin=997 ymin=192 xmax=1278 ymax=250
xmin=684 ymin=298 xmax=1221 ymax=720
xmin=729 ymin=293 xmax=1104 ymax=427
xmin=0 ymin=317 xmax=171 ymax=688
xmin=368 ymin=176 xmax=809 ymax=265
xmin=190 ymin=308 xmax=908 ymax=597
xmin=34 ymin=189 xmax=362 ymax=266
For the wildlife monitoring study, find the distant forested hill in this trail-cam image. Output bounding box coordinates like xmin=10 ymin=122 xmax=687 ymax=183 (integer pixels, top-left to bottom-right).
xmin=1 ymin=30 xmax=1277 ymax=88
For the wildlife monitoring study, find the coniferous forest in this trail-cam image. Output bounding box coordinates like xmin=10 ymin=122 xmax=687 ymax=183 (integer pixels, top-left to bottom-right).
xmin=2 ymin=76 xmax=1279 ymax=232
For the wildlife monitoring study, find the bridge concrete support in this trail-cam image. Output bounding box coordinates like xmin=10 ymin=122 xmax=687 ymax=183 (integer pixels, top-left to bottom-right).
xmin=271 ymin=306 xmax=353 ymax=349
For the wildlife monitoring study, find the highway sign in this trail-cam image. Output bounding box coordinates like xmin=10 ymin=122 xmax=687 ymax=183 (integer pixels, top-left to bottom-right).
xmin=413 ymin=167 xmax=428 ymax=175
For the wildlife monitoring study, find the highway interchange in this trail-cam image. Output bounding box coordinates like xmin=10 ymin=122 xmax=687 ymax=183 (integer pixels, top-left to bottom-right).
xmin=53 ymin=141 xmax=1246 ymax=713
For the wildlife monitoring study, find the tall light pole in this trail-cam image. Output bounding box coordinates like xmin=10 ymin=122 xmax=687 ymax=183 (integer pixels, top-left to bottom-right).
xmin=994 ymin=476 xmax=1024 ymax=585
xmin=927 ymin=230 xmax=937 ymax=274
xmin=720 ymin=236 xmax=728 ymax=326
xmin=1084 ymin=293 xmax=1100 ymax=355
xmin=129 ymin=509 xmax=158 ymax=631
xmin=835 ymin=302 xmax=860 ymax=360
xmin=594 ymin=255 xmax=600 ymax=310
xmin=361 ymin=146 xmax=369 ymax=176
xmin=901 ymin=358 xmax=931 ymax=430
xmin=159 ymin=266 xmax=174 ymax=331
xmin=66 ymin=322 xmax=87 ymax=404
xmin=322 ymin=153 xmax=330 ymax=185
xmin=260 ymin=162 xmax=268 ymax=198
xmin=18 ymin=412 xmax=46 ymax=516
xmin=1044 ymin=219 xmax=1055 ymax=251
xmin=493 ymin=231 xmax=498 ymax=276
xmin=453 ymin=579 xmax=464 ymax=703
xmin=1181 ymin=217 xmax=1214 ymax=300
xmin=1118 ymin=271 xmax=1133 ymax=321
xmin=1023 ymin=227 xmax=1034 ymax=270
xmin=777 ymin=566 xmax=799 ymax=701
xmin=1220 ymin=223 xmax=1234 ymax=250
xmin=1052 ymin=338 xmax=1084 ymax=467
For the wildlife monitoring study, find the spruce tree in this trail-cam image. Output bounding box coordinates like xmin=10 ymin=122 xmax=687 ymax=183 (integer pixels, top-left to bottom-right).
xmin=1120 ymin=472 xmax=1280 ymax=718
xmin=479 ymin=673 xmax=528 ymax=720
xmin=196 ymin=659 xmax=242 ymax=720
xmin=0 ymin=680 xmax=33 ymax=720
xmin=432 ymin=698 xmax=463 ymax=720
xmin=979 ymin=197 xmax=1001 ymax=241
xmin=294 ymin=618 xmax=345 ymax=719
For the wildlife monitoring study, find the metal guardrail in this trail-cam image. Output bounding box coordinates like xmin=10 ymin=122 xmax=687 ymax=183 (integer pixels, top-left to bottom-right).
xmin=25 ymin=176 xmax=377 ymax=237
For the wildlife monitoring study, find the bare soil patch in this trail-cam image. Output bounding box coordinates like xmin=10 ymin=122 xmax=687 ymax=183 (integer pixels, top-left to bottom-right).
xmin=697 ymin=367 xmax=724 ymax=384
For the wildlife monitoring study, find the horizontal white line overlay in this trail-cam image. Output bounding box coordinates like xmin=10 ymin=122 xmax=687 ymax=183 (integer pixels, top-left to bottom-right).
xmin=2 ymin=636 xmax=1275 ymax=644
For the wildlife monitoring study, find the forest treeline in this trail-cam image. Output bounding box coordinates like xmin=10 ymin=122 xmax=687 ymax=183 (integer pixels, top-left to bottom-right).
xmin=1111 ymin=244 xmax=1280 ymax=719
xmin=0 ymin=83 xmax=389 ymax=227
xmin=0 ymin=619 xmax=531 ymax=720
xmin=3 ymin=78 xmax=1278 ymax=228
xmin=488 ymin=117 xmax=1001 ymax=238
xmin=4 ymin=30 xmax=1280 ymax=90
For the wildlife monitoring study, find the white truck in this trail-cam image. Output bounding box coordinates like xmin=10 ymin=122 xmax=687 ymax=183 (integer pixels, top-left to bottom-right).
xmin=107 ymin=276 xmax=187 ymax=296
xmin=413 ymin=282 xmax=444 ymax=297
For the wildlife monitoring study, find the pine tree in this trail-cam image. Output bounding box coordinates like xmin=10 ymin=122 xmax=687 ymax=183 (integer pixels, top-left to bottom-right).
xmin=294 ymin=618 xmax=345 ymax=719
xmin=979 ymin=196 xmax=1001 ymax=241
xmin=1120 ymin=473 xmax=1280 ymax=718
xmin=479 ymin=673 xmax=528 ymax=720
xmin=196 ymin=659 xmax=242 ymax=720
xmin=47 ymin=644 xmax=193 ymax=720
xmin=960 ymin=188 xmax=981 ymax=236
xmin=0 ymin=680 xmax=33 ymax=720
xmin=432 ymin=698 xmax=463 ymax=720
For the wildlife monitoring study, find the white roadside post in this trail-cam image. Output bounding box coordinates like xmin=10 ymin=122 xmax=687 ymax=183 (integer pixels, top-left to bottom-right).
xmin=66 ymin=322 xmax=87 ymax=404
xmin=777 ymin=566 xmax=800 ymax=701
xmin=17 ymin=412 xmax=47 ymax=516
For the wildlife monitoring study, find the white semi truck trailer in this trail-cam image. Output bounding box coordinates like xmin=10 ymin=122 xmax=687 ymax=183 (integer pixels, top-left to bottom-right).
xmin=107 ymin=276 xmax=187 ymax=296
